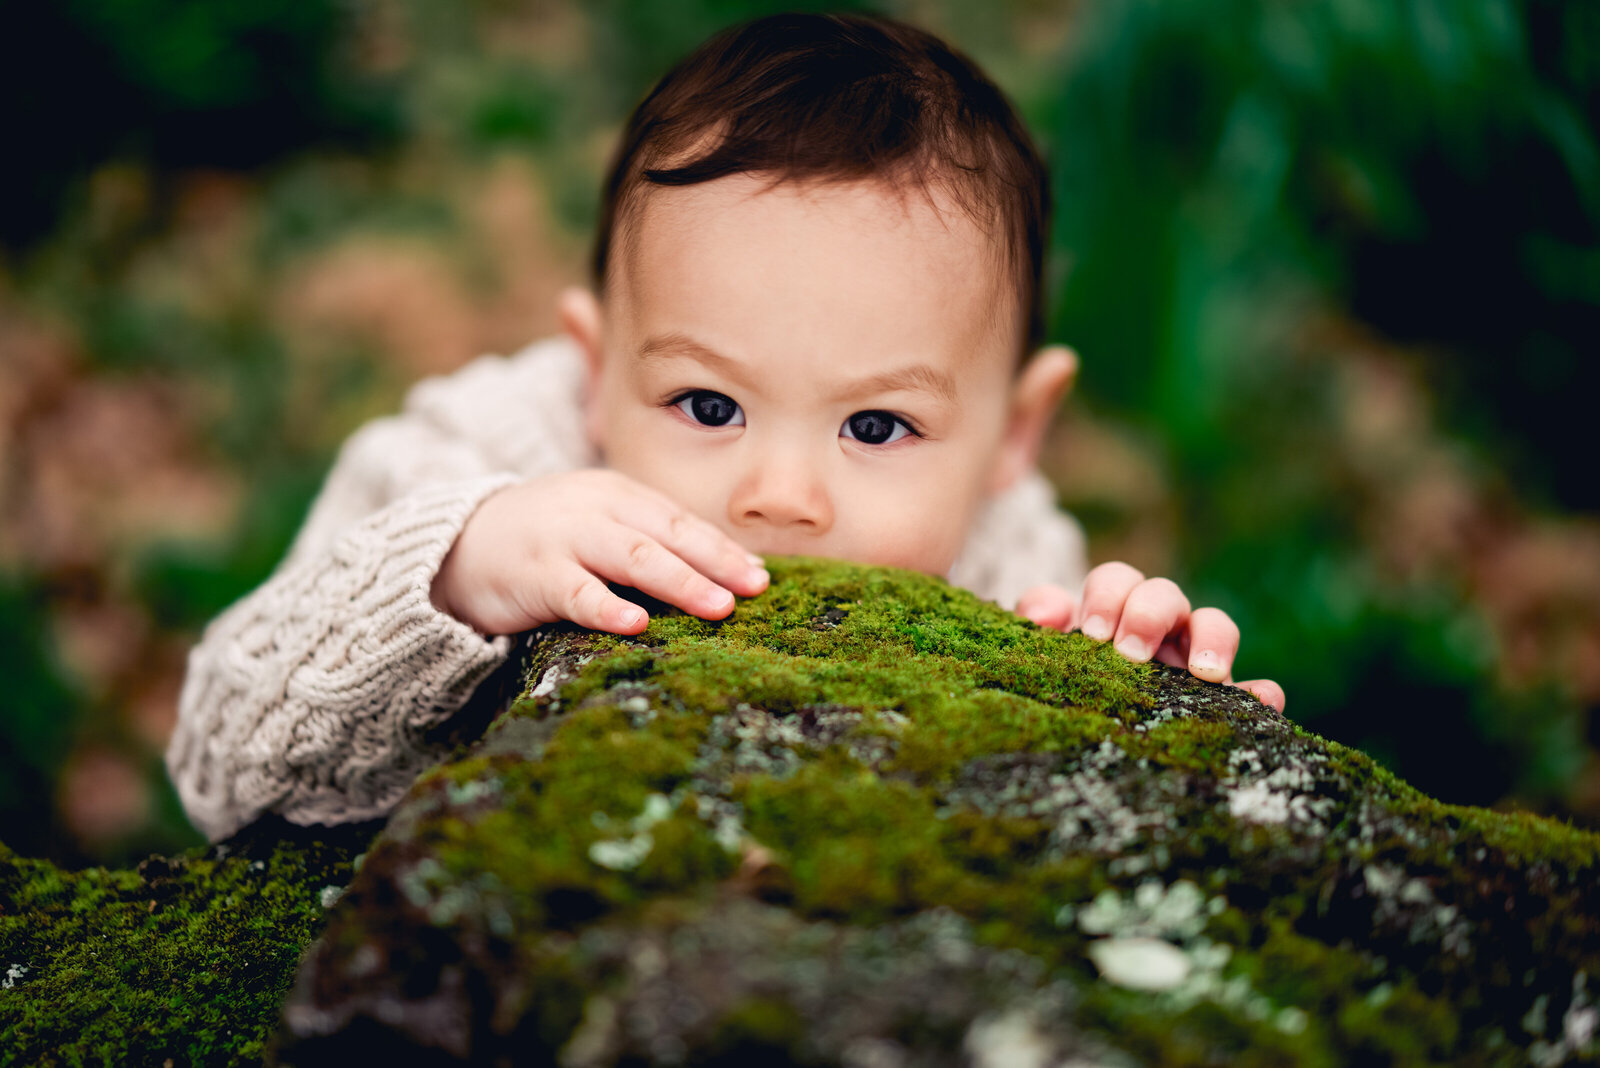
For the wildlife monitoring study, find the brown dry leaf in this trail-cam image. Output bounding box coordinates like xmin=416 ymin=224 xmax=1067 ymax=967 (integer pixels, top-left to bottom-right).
xmin=124 ymin=640 xmax=189 ymax=753
xmin=277 ymin=235 xmax=481 ymax=378
xmin=1473 ymin=519 xmax=1600 ymax=699
xmin=50 ymin=599 xmax=152 ymax=698
xmin=468 ymin=157 xmax=580 ymax=355
xmin=0 ymin=302 xmax=81 ymax=563
xmin=277 ymin=160 xmax=581 ymax=382
xmin=13 ymin=376 xmax=240 ymax=572
xmin=58 ymin=746 xmax=153 ymax=844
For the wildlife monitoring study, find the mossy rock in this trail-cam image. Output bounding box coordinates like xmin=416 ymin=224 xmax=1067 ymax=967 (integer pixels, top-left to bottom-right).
xmin=0 ymin=816 xmax=375 ymax=1066
xmin=5 ymin=558 xmax=1598 ymax=1065
xmin=275 ymin=558 xmax=1600 ymax=1066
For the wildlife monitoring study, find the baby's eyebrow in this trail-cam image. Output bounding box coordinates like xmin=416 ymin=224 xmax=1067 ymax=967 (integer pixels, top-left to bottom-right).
xmin=638 ymin=333 xmax=742 ymax=374
xmin=834 ymin=365 xmax=957 ymax=405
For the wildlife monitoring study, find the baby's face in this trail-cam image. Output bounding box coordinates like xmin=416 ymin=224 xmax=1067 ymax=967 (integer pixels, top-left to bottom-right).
xmin=578 ymin=175 xmax=1028 ymax=576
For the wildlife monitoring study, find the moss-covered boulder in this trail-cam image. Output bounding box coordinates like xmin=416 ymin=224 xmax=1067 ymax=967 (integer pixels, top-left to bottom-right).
xmin=273 ymin=558 xmax=1600 ymax=1066
xmin=4 ymin=558 xmax=1597 ymax=1065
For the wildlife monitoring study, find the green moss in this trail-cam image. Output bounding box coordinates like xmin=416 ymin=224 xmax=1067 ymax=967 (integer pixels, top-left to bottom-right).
xmin=626 ymin=557 xmax=1152 ymax=708
xmin=0 ymin=823 xmax=368 ymax=1066
xmin=707 ymin=996 xmax=805 ymax=1057
xmin=14 ymin=557 xmax=1593 ymax=1064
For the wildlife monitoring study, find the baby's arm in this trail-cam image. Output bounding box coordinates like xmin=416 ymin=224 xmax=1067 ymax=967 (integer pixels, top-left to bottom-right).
xmin=1016 ymin=565 xmax=1286 ymax=711
xmin=166 ymin=414 xmax=522 ymax=841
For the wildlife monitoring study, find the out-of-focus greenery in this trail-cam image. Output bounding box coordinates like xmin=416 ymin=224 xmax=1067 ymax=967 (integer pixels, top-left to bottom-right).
xmin=1044 ymin=0 xmax=1600 ymax=808
xmin=1 ymin=0 xmax=1595 ymax=866
xmin=0 ymin=578 xmax=81 ymax=861
xmin=1052 ymin=0 xmax=1599 ymax=507
xmin=0 ymin=0 xmax=402 ymax=248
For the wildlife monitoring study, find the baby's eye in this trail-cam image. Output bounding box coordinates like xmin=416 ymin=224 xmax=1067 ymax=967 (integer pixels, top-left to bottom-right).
xmin=674 ymin=390 xmax=744 ymax=427
xmin=840 ymin=410 xmax=915 ymax=445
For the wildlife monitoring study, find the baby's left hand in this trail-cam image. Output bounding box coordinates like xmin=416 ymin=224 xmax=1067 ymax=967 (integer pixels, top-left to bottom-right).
xmin=1016 ymin=562 xmax=1285 ymax=712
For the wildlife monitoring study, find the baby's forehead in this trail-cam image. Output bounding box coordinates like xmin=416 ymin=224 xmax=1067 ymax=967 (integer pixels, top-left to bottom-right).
xmin=611 ymin=175 xmax=1023 ymax=356
xmin=620 ymin=172 xmax=1006 ymax=264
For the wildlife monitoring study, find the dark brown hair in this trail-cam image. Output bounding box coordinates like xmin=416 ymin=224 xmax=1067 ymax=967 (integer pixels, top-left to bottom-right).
xmin=592 ymin=12 xmax=1051 ymax=353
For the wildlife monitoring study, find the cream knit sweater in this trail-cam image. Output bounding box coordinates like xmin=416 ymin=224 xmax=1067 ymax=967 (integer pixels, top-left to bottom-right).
xmin=166 ymin=336 xmax=1088 ymax=841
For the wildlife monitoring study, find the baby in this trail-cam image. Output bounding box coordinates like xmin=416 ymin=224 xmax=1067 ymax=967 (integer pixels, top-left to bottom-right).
xmin=167 ymin=13 xmax=1282 ymax=842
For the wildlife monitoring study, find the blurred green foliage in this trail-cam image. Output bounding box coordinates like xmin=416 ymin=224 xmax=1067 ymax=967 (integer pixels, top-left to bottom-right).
xmin=1050 ymin=0 xmax=1599 ymax=504
xmin=0 ymin=0 xmax=402 ymax=249
xmin=0 ymin=578 xmax=81 ymax=860
xmin=1046 ymin=0 xmax=1599 ymax=806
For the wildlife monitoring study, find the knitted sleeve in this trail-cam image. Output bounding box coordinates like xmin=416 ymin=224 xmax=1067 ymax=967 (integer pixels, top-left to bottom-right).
xmin=165 ymin=337 xmax=597 ymax=841
xmin=165 ymin=420 xmax=521 ymax=841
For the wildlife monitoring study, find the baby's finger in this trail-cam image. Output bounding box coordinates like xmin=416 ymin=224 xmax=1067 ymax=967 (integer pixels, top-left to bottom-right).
xmin=1016 ymin=584 xmax=1078 ymax=631
xmin=1112 ymin=577 xmax=1191 ymax=663
xmin=1153 ymin=634 xmax=1189 ymax=670
xmin=580 ymin=529 xmax=738 ymax=621
xmin=1076 ymin=562 xmax=1146 ymax=642
xmin=552 ymin=567 xmax=651 ymax=635
xmin=1185 ymin=606 xmax=1240 ymax=683
xmin=619 ymin=487 xmax=769 ymax=597
xmin=1234 ymin=678 xmax=1286 ymax=712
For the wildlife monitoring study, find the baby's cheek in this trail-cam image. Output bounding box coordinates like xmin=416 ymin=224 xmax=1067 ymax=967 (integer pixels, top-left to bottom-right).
xmin=649 ymin=466 xmax=733 ymax=530
xmin=851 ymin=513 xmax=967 ymax=575
xmin=837 ymin=471 xmax=971 ymax=571
xmin=605 ymin=441 xmax=682 ymax=495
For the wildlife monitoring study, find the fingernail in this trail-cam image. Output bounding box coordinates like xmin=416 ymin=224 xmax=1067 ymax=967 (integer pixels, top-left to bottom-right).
xmin=622 ymin=607 xmax=647 ymax=630
xmin=745 ymin=552 xmax=766 ymax=568
xmin=1190 ymin=650 xmax=1222 ymax=676
xmin=1082 ymin=615 xmax=1112 ymax=641
xmin=746 ymin=566 xmax=770 ymax=588
xmin=711 ymin=589 xmax=735 ymax=613
xmin=1115 ymin=635 xmax=1150 ymax=661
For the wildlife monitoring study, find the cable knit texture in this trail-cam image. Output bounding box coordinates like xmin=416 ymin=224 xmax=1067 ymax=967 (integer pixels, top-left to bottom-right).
xmin=167 ymin=336 xmax=1088 ymax=840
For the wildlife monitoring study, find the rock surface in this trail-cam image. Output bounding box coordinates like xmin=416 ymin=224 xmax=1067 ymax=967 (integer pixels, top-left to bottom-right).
xmin=4 ymin=557 xmax=1599 ymax=1065
xmin=279 ymin=558 xmax=1600 ymax=1066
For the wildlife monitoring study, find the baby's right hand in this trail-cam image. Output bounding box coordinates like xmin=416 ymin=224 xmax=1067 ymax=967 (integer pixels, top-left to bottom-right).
xmin=430 ymin=470 xmax=769 ymax=636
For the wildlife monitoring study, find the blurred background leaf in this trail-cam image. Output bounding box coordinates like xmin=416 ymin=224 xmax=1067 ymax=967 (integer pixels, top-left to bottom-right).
xmin=1 ymin=0 xmax=1595 ymax=866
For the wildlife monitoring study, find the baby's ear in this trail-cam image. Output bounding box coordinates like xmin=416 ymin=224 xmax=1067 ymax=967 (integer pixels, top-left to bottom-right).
xmin=988 ymin=345 xmax=1077 ymax=494
xmin=557 ymin=286 xmax=607 ymax=448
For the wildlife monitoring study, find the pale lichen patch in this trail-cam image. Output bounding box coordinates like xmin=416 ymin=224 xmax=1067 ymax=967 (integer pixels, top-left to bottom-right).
xmin=1222 ymin=748 xmax=1336 ymax=832
xmin=1075 ymin=879 xmax=1216 ymax=942
xmin=1087 ymin=937 xmax=1191 ymax=991
xmin=588 ymin=792 xmax=676 ymax=871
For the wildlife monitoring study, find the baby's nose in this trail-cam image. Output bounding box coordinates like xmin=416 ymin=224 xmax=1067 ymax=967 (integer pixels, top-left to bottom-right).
xmin=729 ymin=449 xmax=834 ymax=534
